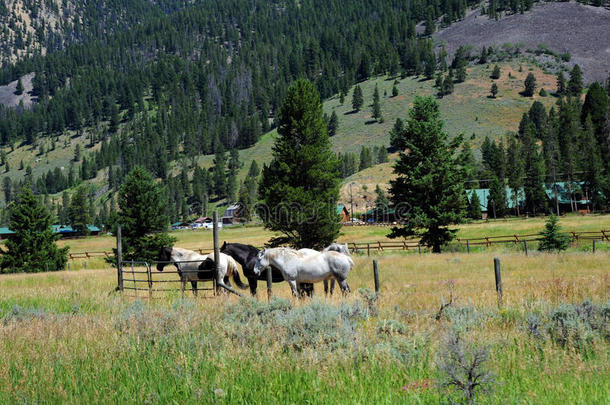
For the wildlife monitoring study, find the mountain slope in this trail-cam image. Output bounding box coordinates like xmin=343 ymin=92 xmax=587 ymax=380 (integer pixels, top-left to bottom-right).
xmin=435 ymin=2 xmax=610 ymax=82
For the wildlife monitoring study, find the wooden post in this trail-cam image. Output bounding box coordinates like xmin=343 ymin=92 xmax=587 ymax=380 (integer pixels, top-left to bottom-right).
xmin=266 ymin=266 xmax=273 ymax=302
xmin=213 ymin=211 xmax=220 ymax=296
xmin=418 ymin=243 xmax=421 ymax=255
xmin=67 ymin=263 xmax=71 ymax=271
xmin=592 ymin=239 xmax=596 ymax=253
xmin=147 ymin=262 xmax=153 ymax=300
xmin=373 ymin=259 xmax=380 ymax=293
xmin=466 ymin=239 xmax=470 ymax=254
xmin=494 ymin=257 xmax=503 ymax=308
xmin=131 ymin=260 xmax=137 ymax=297
xmin=523 ymin=240 xmax=528 ymax=256
xmin=117 ymin=225 xmax=123 ymax=292
xmin=83 ymin=261 xmax=87 ymax=270
xmin=367 ymin=243 xmax=370 ymax=257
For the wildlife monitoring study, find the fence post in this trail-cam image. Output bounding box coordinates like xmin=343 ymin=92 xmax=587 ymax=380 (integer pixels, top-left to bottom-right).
xmin=373 ymin=259 xmax=380 ymax=293
xmin=494 ymin=257 xmax=503 ymax=309
xmin=418 ymin=243 xmax=421 ymax=255
xmin=367 ymin=243 xmax=370 ymax=257
xmin=466 ymin=239 xmax=470 ymax=254
xmin=146 ymin=262 xmax=152 ymax=299
xmin=83 ymin=261 xmax=87 ymax=270
xmin=68 ymin=263 xmax=71 ymax=271
xmin=523 ymin=240 xmax=528 ymax=256
xmin=267 ymin=266 xmax=273 ymax=302
xmin=592 ymin=239 xmax=596 ymax=253
xmin=213 ymin=211 xmax=220 ymax=297
xmin=117 ymin=225 xmax=123 ymax=292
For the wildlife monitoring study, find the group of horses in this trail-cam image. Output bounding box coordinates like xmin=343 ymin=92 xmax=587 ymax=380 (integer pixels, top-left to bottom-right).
xmin=156 ymin=242 xmax=354 ymax=297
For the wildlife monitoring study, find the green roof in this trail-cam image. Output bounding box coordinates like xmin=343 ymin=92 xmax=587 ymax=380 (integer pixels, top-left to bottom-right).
xmin=0 ymin=227 xmax=15 ymax=235
xmin=337 ymin=204 xmax=345 ymax=214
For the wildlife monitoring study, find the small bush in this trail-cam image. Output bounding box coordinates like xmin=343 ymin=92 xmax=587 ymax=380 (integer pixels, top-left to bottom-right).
xmin=377 ymin=319 xmax=408 ymax=335
xmin=358 ymin=288 xmax=379 ymax=316
xmin=436 ymin=331 xmax=495 ymax=404
xmin=2 ymin=305 xmax=52 ymax=324
xmin=525 ymin=313 xmax=544 ymax=340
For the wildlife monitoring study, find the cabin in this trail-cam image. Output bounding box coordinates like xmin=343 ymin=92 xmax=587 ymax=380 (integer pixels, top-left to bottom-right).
xmin=190 ymin=217 xmax=213 ymax=229
xmin=221 ymin=204 xmax=241 ymax=225
xmin=467 ymin=182 xmax=591 ymax=218
xmin=51 ymin=225 xmax=101 ymax=237
xmin=0 ymin=227 xmax=15 ymax=240
xmin=337 ymin=204 xmax=350 ymax=223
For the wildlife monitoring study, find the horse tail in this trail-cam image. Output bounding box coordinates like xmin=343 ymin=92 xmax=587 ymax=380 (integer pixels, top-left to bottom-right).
xmin=227 ymin=256 xmax=249 ymax=290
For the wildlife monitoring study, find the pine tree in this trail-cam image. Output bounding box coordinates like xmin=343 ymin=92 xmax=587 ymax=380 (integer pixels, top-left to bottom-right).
xmin=359 ymin=146 xmax=373 ymax=171
xmin=115 ymin=167 xmax=175 ymax=262
xmin=69 ymin=186 xmax=90 ymax=235
xmin=556 ymin=71 xmax=566 ymax=96
xmin=490 ymin=83 xmax=498 ymax=98
xmin=1 ymin=184 xmax=68 ymax=273
xmin=388 ymin=96 xmax=466 ymax=252
xmin=352 ymin=85 xmax=363 ymax=112
xmin=506 ymin=138 xmax=524 ymax=215
xmin=15 ymin=78 xmax=24 ymax=95
xmin=522 ymin=123 xmax=547 ymax=215
xmin=523 ymin=73 xmax=536 ymax=97
xmin=487 ymin=175 xmax=506 ymax=218
xmin=568 ymin=64 xmax=583 ymax=97
xmin=468 ymin=190 xmax=482 ymax=219
xmin=456 ymin=65 xmax=467 ymax=83
xmin=327 ymin=110 xmax=339 ymax=136
xmin=538 ymin=215 xmax=570 ymax=252
xmin=392 ymin=85 xmax=399 ymax=97
xmin=258 ymin=79 xmax=341 ymax=249
xmin=390 ymin=118 xmax=405 ymax=150
xmin=581 ymin=82 xmax=610 ymax=164
xmin=74 ymin=144 xmax=81 ymax=162
xmin=491 ymin=65 xmax=501 ymax=80
xmin=581 ymin=117 xmax=606 ymax=211
xmin=373 ymin=184 xmax=390 ymax=222
xmin=372 ymin=84 xmax=382 ymax=121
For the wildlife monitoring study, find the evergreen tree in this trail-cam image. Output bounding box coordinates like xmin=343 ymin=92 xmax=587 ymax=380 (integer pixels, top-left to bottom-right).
xmin=523 ymin=73 xmax=536 ymax=97
xmin=455 ymin=65 xmax=467 ymax=83
xmin=522 ymin=124 xmax=547 ymax=215
xmin=258 ymin=79 xmax=341 ymax=249
xmin=392 ymin=85 xmax=399 ymax=97
xmin=506 ymin=138 xmax=524 ymax=215
xmin=467 ymin=190 xmax=482 ymax=219
xmin=359 ymin=146 xmax=373 ymax=171
xmin=115 ymin=167 xmax=175 ymax=262
xmin=3 ymin=177 xmax=11 ymax=203
xmin=491 ymin=65 xmax=501 ymax=80
xmin=487 ymin=175 xmax=506 ymax=218
xmin=74 ymin=144 xmax=81 ymax=162
xmin=581 ymin=117 xmax=606 ymax=211
xmin=15 ymin=78 xmax=24 ymax=95
xmin=372 ymin=84 xmax=382 ymax=121
xmin=339 ymin=91 xmax=345 ymax=105
xmin=568 ymin=64 xmax=583 ymax=97
xmin=352 ymin=85 xmax=363 ymax=112
xmin=581 ymin=82 xmax=610 ymax=163
xmin=556 ymin=71 xmax=566 ymax=96
xmin=373 ymin=184 xmax=390 ymax=222
xmin=490 ymin=83 xmax=498 ymax=98
xmin=538 ymin=215 xmax=570 ymax=252
xmin=389 ymin=118 xmax=405 ymax=150
xmin=68 ymin=186 xmax=90 ymax=235
xmin=327 ymin=110 xmax=339 ymax=136
xmin=1 ymin=184 xmax=68 ymax=273
xmin=388 ymin=96 xmax=466 ymax=252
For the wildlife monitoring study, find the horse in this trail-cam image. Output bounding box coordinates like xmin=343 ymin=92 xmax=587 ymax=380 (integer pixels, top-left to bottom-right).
xmin=157 ymin=247 xmax=247 ymax=295
xmin=220 ymin=242 xmax=351 ymax=297
xmin=253 ymin=247 xmax=353 ymax=297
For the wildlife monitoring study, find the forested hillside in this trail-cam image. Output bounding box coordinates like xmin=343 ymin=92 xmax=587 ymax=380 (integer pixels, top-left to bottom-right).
xmin=0 ymin=0 xmax=608 ymax=228
xmin=0 ymin=0 xmax=191 ymax=63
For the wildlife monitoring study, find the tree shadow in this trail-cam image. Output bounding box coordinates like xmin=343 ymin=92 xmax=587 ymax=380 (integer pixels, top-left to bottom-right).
xmin=344 ymin=110 xmax=358 ymax=115
xmin=365 ymin=120 xmax=378 ymax=125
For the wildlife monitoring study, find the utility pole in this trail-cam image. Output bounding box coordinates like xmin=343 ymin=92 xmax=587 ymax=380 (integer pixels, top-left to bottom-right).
xmin=350 ymin=182 xmax=354 ymax=224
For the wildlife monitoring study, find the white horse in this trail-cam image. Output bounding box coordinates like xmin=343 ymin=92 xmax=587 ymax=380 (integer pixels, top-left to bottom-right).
xmin=157 ymin=247 xmax=247 ymax=295
xmin=298 ymin=243 xmax=351 ymax=295
xmin=253 ymin=247 xmax=353 ymax=296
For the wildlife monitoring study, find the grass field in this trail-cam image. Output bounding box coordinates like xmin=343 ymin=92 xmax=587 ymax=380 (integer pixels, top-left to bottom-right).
xmin=0 ymin=246 xmax=608 ymax=403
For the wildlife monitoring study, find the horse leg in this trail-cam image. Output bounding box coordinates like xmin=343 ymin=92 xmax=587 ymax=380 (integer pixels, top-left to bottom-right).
xmin=223 ymin=276 xmax=232 ymax=289
xmin=180 ymin=279 xmax=186 ymax=297
xmin=330 ymin=279 xmax=336 ymax=295
xmin=249 ymin=278 xmax=258 ymax=297
xmin=191 ymin=281 xmax=198 ymax=297
xmin=324 ymin=280 xmax=329 ymax=296
xmin=288 ymin=280 xmax=299 ymax=297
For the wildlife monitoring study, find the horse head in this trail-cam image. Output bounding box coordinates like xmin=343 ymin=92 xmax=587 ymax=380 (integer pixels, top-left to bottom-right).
xmin=252 ymin=249 xmax=268 ymax=276
xmin=156 ymin=247 xmax=173 ymax=271
xmin=220 ymin=241 xmax=227 ymax=252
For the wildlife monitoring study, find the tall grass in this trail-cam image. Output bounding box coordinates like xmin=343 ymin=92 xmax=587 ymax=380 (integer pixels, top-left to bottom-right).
xmin=0 ymin=250 xmax=608 ymax=403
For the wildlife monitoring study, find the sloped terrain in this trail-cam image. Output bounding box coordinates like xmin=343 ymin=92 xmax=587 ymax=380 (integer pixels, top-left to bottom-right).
xmin=435 ymin=2 xmax=610 ymax=82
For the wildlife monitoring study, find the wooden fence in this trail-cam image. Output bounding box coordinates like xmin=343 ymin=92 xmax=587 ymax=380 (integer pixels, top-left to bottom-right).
xmin=68 ymin=230 xmax=609 ymax=260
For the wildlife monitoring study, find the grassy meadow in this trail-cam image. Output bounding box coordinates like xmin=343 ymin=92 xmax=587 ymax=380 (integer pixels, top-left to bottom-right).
xmin=1 ymin=217 xmax=609 ymax=403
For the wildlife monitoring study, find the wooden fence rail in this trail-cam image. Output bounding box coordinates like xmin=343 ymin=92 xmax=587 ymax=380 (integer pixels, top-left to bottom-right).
xmin=67 ymin=230 xmax=609 ymax=260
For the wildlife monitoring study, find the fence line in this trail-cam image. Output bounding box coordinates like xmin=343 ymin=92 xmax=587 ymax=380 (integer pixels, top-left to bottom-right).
xmin=67 ymin=230 xmax=609 ymax=260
